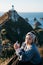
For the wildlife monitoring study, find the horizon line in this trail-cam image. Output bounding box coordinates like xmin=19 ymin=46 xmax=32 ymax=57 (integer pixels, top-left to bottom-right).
xmin=0 ymin=11 xmax=43 ymax=13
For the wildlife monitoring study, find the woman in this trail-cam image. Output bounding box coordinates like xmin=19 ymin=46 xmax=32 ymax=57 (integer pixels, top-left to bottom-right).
xmin=14 ymin=32 xmax=41 ymax=65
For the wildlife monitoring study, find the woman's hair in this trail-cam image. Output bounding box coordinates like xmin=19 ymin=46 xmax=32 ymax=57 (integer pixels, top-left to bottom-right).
xmin=26 ymin=32 xmax=36 ymax=42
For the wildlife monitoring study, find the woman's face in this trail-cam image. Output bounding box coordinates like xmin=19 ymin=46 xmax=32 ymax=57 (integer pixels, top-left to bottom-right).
xmin=25 ymin=34 xmax=33 ymax=45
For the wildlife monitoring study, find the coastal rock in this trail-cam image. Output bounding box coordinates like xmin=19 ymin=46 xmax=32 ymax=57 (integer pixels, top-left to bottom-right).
xmin=0 ymin=10 xmax=33 ymax=43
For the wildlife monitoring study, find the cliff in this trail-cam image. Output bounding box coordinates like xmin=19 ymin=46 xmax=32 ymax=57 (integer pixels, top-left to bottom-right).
xmin=0 ymin=10 xmax=33 ymax=43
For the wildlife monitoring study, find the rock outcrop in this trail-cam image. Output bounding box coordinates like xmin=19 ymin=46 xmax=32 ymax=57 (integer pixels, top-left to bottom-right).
xmin=0 ymin=10 xmax=33 ymax=43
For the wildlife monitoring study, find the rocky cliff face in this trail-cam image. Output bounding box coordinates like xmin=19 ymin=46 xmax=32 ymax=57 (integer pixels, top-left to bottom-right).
xmin=0 ymin=10 xmax=33 ymax=43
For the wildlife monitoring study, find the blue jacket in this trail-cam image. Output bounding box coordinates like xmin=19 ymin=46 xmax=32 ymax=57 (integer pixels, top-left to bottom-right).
xmin=15 ymin=42 xmax=41 ymax=64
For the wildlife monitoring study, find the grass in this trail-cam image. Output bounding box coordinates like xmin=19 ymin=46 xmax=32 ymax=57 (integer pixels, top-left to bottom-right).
xmin=0 ymin=58 xmax=10 ymax=65
xmin=38 ymin=47 xmax=43 ymax=57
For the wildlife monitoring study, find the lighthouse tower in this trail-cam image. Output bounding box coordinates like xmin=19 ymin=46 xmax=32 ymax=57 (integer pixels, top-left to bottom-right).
xmin=12 ymin=5 xmax=14 ymax=11
xmin=9 ymin=5 xmax=19 ymax=21
xmin=11 ymin=5 xmax=15 ymax=21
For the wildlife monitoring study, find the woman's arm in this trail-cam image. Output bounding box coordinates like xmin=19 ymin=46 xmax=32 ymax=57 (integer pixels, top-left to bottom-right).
xmin=22 ymin=48 xmax=34 ymax=61
xmin=14 ymin=43 xmax=34 ymax=61
xmin=15 ymin=47 xmax=34 ymax=61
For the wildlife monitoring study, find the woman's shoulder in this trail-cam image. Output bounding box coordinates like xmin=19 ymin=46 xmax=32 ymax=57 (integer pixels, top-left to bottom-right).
xmin=31 ymin=43 xmax=37 ymax=50
xmin=32 ymin=43 xmax=39 ymax=53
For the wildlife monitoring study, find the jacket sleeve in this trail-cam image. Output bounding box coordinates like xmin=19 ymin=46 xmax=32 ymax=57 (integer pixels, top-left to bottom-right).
xmin=22 ymin=48 xmax=34 ymax=61
xmin=15 ymin=47 xmax=34 ymax=61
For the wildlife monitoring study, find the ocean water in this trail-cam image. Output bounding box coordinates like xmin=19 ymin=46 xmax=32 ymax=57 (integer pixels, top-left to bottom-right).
xmin=19 ymin=12 xmax=43 ymax=28
xmin=0 ymin=12 xmax=4 ymax=16
xmin=0 ymin=12 xmax=43 ymax=28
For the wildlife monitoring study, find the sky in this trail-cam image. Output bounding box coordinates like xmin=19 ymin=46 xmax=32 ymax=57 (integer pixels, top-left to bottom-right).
xmin=0 ymin=0 xmax=43 ymax=12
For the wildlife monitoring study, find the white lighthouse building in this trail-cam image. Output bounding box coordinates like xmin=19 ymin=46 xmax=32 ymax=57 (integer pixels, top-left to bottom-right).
xmin=10 ymin=5 xmax=15 ymax=21
xmin=12 ymin=5 xmax=14 ymax=11
xmin=9 ymin=5 xmax=19 ymax=21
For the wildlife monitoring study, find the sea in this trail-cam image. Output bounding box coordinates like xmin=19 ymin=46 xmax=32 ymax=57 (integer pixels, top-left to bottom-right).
xmin=0 ymin=12 xmax=43 ymax=28
xmin=18 ymin=12 xmax=43 ymax=28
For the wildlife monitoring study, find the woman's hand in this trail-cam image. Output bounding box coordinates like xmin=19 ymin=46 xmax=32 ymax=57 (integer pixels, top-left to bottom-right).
xmin=14 ymin=43 xmax=20 ymax=50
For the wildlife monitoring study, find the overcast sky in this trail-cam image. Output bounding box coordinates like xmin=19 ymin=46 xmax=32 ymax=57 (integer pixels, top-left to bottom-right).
xmin=0 ymin=0 xmax=43 ymax=12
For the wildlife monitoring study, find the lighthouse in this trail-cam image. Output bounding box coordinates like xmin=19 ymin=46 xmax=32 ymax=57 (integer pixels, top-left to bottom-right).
xmin=12 ymin=5 xmax=14 ymax=11
xmin=10 ymin=5 xmax=15 ymax=21
xmin=9 ymin=5 xmax=19 ymax=21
